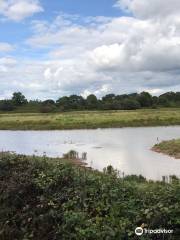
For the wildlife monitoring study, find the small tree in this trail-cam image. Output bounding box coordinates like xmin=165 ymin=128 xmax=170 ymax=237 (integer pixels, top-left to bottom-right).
xmin=12 ymin=92 xmax=27 ymax=106
xmin=86 ymin=94 xmax=98 ymax=109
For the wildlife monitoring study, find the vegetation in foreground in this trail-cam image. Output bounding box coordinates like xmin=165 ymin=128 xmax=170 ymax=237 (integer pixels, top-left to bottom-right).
xmin=153 ymin=139 xmax=180 ymax=159
xmin=0 ymin=108 xmax=180 ymax=130
xmin=0 ymin=153 xmax=179 ymax=240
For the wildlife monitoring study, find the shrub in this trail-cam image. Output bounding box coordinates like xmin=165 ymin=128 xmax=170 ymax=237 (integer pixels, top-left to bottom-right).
xmin=0 ymin=100 xmax=15 ymax=111
xmin=0 ymin=154 xmax=179 ymax=240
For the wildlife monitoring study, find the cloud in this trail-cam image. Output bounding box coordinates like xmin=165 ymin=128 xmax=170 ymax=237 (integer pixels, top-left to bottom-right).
xmin=29 ymin=13 xmax=180 ymax=73
xmin=90 ymin=36 xmax=180 ymax=72
xmin=0 ymin=56 xmax=17 ymax=73
xmin=16 ymin=12 xmax=180 ymax=97
xmin=81 ymin=84 xmax=111 ymax=98
xmin=2 ymin=4 xmax=180 ymax=99
xmin=0 ymin=57 xmax=17 ymax=65
xmin=90 ymin=43 xmax=127 ymax=70
xmin=115 ymin=0 xmax=180 ymax=19
xmin=27 ymin=14 xmax=113 ymax=50
xmin=0 ymin=42 xmax=14 ymax=52
xmin=0 ymin=0 xmax=43 ymax=21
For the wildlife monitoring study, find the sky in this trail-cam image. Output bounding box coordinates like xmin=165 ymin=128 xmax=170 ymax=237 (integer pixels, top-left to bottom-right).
xmin=0 ymin=0 xmax=180 ymax=100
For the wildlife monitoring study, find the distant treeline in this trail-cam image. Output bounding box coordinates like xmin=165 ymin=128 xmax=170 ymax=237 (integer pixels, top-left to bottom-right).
xmin=0 ymin=91 xmax=180 ymax=113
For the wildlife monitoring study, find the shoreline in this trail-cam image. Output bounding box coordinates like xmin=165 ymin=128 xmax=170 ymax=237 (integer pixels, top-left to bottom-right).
xmin=0 ymin=124 xmax=180 ymax=131
xmin=152 ymin=139 xmax=180 ymax=160
xmin=0 ymin=123 xmax=180 ymax=132
xmin=151 ymin=147 xmax=179 ymax=159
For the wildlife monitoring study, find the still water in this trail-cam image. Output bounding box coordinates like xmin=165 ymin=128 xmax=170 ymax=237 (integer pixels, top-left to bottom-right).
xmin=0 ymin=126 xmax=180 ymax=180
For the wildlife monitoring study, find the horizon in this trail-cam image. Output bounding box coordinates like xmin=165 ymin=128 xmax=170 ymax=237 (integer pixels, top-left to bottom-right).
xmin=1 ymin=0 xmax=180 ymax=100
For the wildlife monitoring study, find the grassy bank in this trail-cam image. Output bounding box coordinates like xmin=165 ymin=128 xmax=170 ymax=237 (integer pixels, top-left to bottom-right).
xmin=0 ymin=108 xmax=180 ymax=130
xmin=0 ymin=153 xmax=179 ymax=239
xmin=153 ymin=139 xmax=180 ymax=159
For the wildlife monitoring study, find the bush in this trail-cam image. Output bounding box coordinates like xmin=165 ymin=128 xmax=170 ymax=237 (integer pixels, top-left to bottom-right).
xmin=40 ymin=104 xmax=56 ymax=113
xmin=0 ymin=100 xmax=15 ymax=111
xmin=0 ymin=154 xmax=179 ymax=239
xmin=121 ymin=99 xmax=141 ymax=110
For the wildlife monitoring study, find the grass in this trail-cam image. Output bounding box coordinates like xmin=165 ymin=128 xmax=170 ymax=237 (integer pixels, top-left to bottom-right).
xmin=0 ymin=108 xmax=180 ymax=130
xmin=153 ymin=139 xmax=180 ymax=159
xmin=0 ymin=153 xmax=179 ymax=239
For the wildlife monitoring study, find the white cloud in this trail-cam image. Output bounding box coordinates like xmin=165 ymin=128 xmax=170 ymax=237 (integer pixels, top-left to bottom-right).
xmin=44 ymin=68 xmax=52 ymax=80
xmin=0 ymin=0 xmax=43 ymax=21
xmin=2 ymin=3 xmax=180 ymax=99
xmin=143 ymin=88 xmax=163 ymax=95
xmin=90 ymin=34 xmax=180 ymax=72
xmin=0 ymin=42 xmax=14 ymax=52
xmin=115 ymin=0 xmax=180 ymax=19
xmin=20 ymin=12 xmax=180 ymax=97
xmin=0 ymin=57 xmax=17 ymax=65
xmin=81 ymin=84 xmax=111 ymax=98
xmin=90 ymin=44 xmax=126 ymax=69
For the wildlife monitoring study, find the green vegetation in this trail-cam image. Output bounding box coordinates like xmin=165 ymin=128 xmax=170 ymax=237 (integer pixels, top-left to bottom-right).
xmin=1 ymin=91 xmax=180 ymax=113
xmin=153 ymin=139 xmax=180 ymax=159
xmin=0 ymin=108 xmax=180 ymax=130
xmin=0 ymin=153 xmax=179 ymax=239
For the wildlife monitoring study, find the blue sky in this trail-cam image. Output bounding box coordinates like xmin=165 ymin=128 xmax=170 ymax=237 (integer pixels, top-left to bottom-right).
xmin=0 ymin=0 xmax=123 ymax=46
xmin=0 ymin=0 xmax=180 ymax=100
xmin=41 ymin=0 xmax=122 ymax=17
xmin=0 ymin=0 xmax=125 ymax=63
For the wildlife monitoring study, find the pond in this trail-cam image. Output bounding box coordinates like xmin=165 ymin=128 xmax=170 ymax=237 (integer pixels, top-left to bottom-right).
xmin=0 ymin=126 xmax=180 ymax=180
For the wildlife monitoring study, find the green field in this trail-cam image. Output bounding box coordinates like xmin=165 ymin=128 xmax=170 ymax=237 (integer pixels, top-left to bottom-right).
xmin=0 ymin=153 xmax=179 ymax=239
xmin=0 ymin=108 xmax=180 ymax=130
xmin=153 ymin=139 xmax=180 ymax=159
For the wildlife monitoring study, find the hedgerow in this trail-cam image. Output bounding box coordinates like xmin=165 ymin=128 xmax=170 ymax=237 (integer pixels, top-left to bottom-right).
xmin=0 ymin=154 xmax=179 ymax=240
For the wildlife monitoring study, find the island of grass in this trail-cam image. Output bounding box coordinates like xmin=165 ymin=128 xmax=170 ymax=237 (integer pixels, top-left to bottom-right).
xmin=153 ymin=139 xmax=180 ymax=159
xmin=0 ymin=153 xmax=179 ymax=239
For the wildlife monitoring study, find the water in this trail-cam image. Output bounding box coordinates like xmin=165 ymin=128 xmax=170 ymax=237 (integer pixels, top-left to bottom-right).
xmin=0 ymin=126 xmax=180 ymax=180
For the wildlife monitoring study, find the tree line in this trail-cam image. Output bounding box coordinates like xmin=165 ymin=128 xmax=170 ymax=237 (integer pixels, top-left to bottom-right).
xmin=0 ymin=91 xmax=180 ymax=112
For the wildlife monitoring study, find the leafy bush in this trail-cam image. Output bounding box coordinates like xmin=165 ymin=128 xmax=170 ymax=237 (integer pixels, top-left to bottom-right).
xmin=0 ymin=154 xmax=179 ymax=239
xmin=39 ymin=104 xmax=56 ymax=113
xmin=0 ymin=100 xmax=15 ymax=111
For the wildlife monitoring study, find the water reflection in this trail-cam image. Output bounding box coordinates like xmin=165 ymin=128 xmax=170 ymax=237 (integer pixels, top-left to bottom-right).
xmin=0 ymin=126 xmax=180 ymax=180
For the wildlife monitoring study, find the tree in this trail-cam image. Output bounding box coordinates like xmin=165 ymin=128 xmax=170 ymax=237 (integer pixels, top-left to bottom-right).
xmin=40 ymin=99 xmax=56 ymax=113
xmin=158 ymin=96 xmax=170 ymax=107
xmin=12 ymin=92 xmax=27 ymax=106
xmin=121 ymin=99 xmax=141 ymax=110
xmin=174 ymin=92 xmax=180 ymax=102
xmin=159 ymin=92 xmax=176 ymax=102
xmin=86 ymin=94 xmax=98 ymax=109
xmin=138 ymin=92 xmax=153 ymax=107
xmin=68 ymin=95 xmax=85 ymax=110
xmin=56 ymin=96 xmax=71 ymax=111
xmin=102 ymin=94 xmax=116 ymax=102
xmin=42 ymin=99 xmax=55 ymax=105
xmin=40 ymin=104 xmax=56 ymax=113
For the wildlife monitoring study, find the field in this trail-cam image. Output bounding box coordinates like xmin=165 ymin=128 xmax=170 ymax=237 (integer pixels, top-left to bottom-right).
xmin=0 ymin=108 xmax=180 ymax=130
xmin=153 ymin=139 xmax=180 ymax=159
xmin=0 ymin=153 xmax=179 ymax=239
